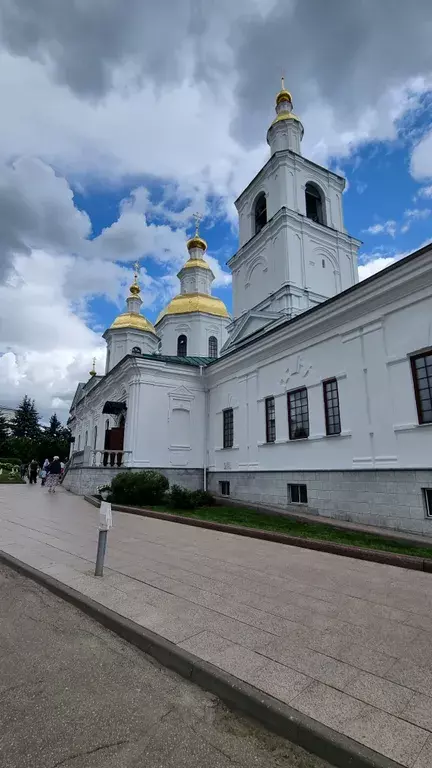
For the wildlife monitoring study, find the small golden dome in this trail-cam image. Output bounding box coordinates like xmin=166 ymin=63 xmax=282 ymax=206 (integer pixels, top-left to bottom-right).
xmin=276 ymin=88 xmax=292 ymax=106
xmin=129 ymin=281 xmax=140 ymax=296
xmin=187 ymin=234 xmax=208 ymax=252
xmin=276 ymin=77 xmax=292 ymax=107
xmin=110 ymin=312 xmax=157 ymax=334
xmin=156 ymin=293 xmax=229 ymax=324
xmin=181 ymin=258 xmax=212 ymax=272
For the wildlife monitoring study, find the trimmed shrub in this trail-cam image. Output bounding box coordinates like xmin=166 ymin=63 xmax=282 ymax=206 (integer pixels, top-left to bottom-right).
xmin=168 ymin=486 xmax=216 ymax=510
xmin=111 ymin=470 xmax=169 ymax=506
xmin=192 ymin=490 xmax=215 ymax=507
xmin=169 ymin=485 xmax=197 ymax=510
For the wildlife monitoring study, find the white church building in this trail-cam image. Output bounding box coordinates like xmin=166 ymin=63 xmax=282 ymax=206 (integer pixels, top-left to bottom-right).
xmin=66 ymin=83 xmax=432 ymax=536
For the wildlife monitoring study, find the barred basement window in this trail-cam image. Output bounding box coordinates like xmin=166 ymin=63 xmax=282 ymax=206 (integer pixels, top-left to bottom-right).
xmin=219 ymin=481 xmax=230 ymax=496
xmin=323 ymin=378 xmax=341 ymax=435
xmin=265 ymin=396 xmax=276 ymax=443
xmin=411 ymin=350 xmax=432 ymax=424
xmin=424 ymin=489 xmax=432 ymax=518
xmin=287 ymin=387 xmax=309 ymax=439
xmin=223 ymin=408 xmax=234 ymax=449
xmin=288 ymin=483 xmax=308 ymax=504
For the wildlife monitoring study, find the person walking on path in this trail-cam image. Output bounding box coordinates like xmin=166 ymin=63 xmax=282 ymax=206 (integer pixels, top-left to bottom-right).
xmin=29 ymin=459 xmax=39 ymax=485
xmin=46 ymin=456 xmax=62 ymax=494
xmin=20 ymin=462 xmax=27 ymax=482
xmin=41 ymin=458 xmax=49 ymax=487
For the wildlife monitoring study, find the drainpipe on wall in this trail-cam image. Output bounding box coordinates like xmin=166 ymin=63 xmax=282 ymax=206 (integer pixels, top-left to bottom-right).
xmin=200 ymin=365 xmax=208 ymax=491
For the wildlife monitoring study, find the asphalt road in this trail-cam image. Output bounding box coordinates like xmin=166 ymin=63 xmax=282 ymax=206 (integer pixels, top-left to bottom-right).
xmin=0 ymin=563 xmax=329 ymax=768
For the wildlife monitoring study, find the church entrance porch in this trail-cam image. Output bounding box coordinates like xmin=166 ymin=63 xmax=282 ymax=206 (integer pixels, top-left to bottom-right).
xmin=102 ymin=403 xmax=126 ymax=467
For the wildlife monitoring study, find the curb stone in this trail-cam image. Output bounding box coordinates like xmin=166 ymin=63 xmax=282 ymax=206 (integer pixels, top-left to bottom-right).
xmin=85 ymin=495 xmax=431 ymax=574
xmin=0 ymin=550 xmax=404 ymax=768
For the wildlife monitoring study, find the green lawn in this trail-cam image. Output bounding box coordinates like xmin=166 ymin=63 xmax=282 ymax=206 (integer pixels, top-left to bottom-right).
xmin=149 ymin=504 xmax=432 ymax=560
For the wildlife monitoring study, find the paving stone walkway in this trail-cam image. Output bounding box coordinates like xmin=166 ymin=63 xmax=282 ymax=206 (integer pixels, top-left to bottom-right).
xmin=1 ymin=484 xmax=432 ymax=767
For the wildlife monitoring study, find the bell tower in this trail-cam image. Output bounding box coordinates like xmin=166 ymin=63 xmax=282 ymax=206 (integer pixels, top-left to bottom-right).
xmin=226 ymin=81 xmax=361 ymax=346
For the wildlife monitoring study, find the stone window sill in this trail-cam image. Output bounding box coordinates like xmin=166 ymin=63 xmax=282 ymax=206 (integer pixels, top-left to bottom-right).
xmin=394 ymin=423 xmax=432 ymax=433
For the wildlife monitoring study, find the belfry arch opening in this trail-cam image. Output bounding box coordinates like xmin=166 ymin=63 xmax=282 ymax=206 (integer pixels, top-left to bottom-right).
xmin=177 ymin=334 xmax=187 ymax=357
xmin=254 ymin=192 xmax=267 ymax=234
xmin=305 ymin=183 xmax=325 ymax=225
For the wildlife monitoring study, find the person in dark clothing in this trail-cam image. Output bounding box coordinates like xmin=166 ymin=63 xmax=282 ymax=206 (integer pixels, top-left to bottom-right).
xmin=46 ymin=456 xmax=61 ymax=493
xmin=20 ymin=463 xmax=27 ymax=482
xmin=29 ymin=459 xmax=38 ymax=484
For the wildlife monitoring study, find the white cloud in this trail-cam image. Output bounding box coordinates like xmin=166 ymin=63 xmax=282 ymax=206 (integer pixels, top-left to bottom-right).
xmin=417 ymin=185 xmax=432 ymax=198
xmin=411 ymin=131 xmax=432 ymax=181
xmin=358 ymin=256 xmax=397 ymax=280
xmin=0 ymin=251 xmax=105 ymax=419
xmin=401 ymin=207 xmax=431 ymax=233
xmin=364 ymin=220 xmax=397 ymax=237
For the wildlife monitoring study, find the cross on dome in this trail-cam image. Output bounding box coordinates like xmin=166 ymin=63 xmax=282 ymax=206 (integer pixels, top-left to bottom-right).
xmin=193 ymin=212 xmax=203 ymax=236
xmin=129 ymin=260 xmax=141 ymax=296
xmin=187 ymin=212 xmax=207 ymax=253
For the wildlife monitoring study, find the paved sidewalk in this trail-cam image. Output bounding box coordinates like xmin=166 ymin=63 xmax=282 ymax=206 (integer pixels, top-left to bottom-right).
xmin=1 ymin=485 xmax=432 ymax=767
xmin=1 ymin=564 xmax=328 ymax=768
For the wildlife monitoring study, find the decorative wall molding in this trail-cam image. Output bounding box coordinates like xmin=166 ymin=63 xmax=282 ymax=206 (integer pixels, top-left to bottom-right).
xmin=279 ymin=355 xmax=313 ymax=388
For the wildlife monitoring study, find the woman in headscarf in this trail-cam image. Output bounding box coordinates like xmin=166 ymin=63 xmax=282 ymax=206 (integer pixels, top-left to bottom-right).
xmin=46 ymin=456 xmax=62 ymax=494
xmin=40 ymin=458 xmax=50 ymax=486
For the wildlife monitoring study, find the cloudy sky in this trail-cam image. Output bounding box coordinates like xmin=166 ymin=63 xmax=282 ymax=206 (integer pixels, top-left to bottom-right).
xmin=0 ymin=0 xmax=431 ymax=421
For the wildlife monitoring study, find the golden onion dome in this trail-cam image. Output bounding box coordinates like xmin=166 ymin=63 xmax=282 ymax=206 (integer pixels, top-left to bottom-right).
xmin=180 ymin=258 xmax=212 ymax=272
xmin=276 ymin=77 xmax=292 ymax=106
xmin=187 ymin=234 xmax=208 ymax=252
xmin=156 ymin=293 xmax=229 ymax=324
xmin=276 ymin=88 xmax=292 ymax=106
xmin=110 ymin=312 xmax=157 ymax=334
xmin=129 ymin=281 xmax=140 ymax=296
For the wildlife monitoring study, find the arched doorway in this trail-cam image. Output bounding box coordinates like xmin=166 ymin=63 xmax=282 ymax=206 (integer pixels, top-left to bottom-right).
xmin=102 ymin=404 xmax=126 ymax=466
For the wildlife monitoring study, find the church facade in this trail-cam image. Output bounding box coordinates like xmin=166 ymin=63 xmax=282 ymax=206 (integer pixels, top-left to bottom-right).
xmin=66 ymin=84 xmax=432 ymax=536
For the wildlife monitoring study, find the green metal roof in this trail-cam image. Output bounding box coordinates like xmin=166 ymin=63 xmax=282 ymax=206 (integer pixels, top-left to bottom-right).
xmin=141 ymin=354 xmax=214 ymax=367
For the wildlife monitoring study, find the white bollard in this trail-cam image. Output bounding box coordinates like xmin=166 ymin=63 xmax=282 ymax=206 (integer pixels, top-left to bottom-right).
xmin=95 ymin=501 xmax=113 ymax=577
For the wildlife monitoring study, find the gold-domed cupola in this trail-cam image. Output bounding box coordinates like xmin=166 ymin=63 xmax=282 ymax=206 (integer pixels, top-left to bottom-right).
xmin=155 ymin=216 xmax=230 ymax=356
xmin=109 ymin=262 xmax=157 ymax=334
xmin=267 ymin=78 xmax=304 ymax=155
xmin=103 ymin=261 xmax=159 ymax=372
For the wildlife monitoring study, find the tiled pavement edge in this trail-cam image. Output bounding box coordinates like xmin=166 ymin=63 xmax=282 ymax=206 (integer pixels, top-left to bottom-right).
xmin=84 ymin=496 xmax=432 ymax=573
xmin=0 ymin=549 xmax=402 ymax=768
xmin=2 ymin=486 xmax=432 ymax=768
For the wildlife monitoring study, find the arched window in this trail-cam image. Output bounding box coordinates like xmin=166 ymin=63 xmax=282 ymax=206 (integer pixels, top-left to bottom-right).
xmin=208 ymin=336 xmax=218 ymax=358
xmin=177 ymin=334 xmax=187 ymax=357
xmin=305 ymin=183 xmax=325 ymax=225
xmin=84 ymin=430 xmax=88 ymax=446
xmin=105 ymin=419 xmax=109 ymax=433
xmin=93 ymin=425 xmax=98 ymax=450
xmin=254 ymin=193 xmax=267 ymax=234
xmin=131 ymin=346 xmax=141 ymax=355
xmin=77 ymin=434 xmax=81 ymax=451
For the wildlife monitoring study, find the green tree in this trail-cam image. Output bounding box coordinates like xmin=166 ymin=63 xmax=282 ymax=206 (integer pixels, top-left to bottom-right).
xmin=0 ymin=412 xmax=9 ymax=452
xmin=48 ymin=413 xmax=62 ymax=437
xmin=10 ymin=396 xmax=41 ymax=440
